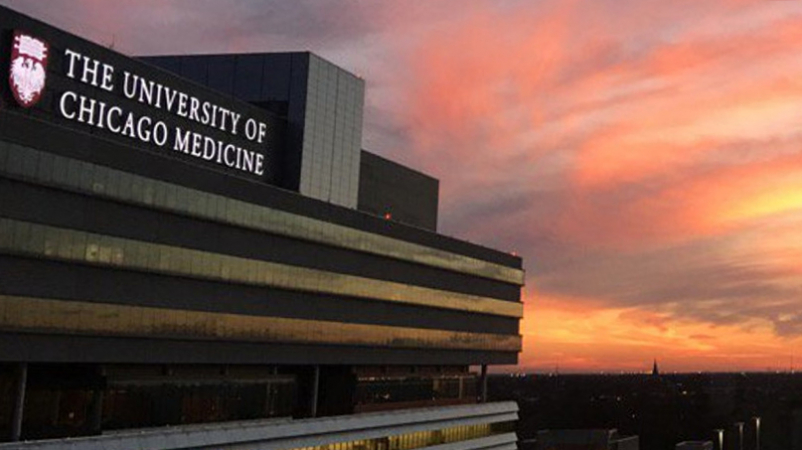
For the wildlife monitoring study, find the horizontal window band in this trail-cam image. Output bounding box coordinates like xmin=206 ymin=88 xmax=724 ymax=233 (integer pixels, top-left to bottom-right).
xmin=0 ymin=218 xmax=524 ymax=318
xmin=0 ymin=295 xmax=523 ymax=352
xmin=0 ymin=256 xmax=521 ymax=335
xmin=0 ymin=177 xmax=519 ymax=302
xmin=0 ymin=332 xmax=519 ymax=365
xmin=0 ymin=141 xmax=524 ymax=285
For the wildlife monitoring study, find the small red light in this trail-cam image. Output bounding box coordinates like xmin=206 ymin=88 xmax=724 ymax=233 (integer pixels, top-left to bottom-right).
xmin=384 ymin=213 xmax=392 ymax=220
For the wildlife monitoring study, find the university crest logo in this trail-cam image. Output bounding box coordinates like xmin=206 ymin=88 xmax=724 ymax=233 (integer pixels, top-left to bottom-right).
xmin=9 ymin=31 xmax=49 ymax=108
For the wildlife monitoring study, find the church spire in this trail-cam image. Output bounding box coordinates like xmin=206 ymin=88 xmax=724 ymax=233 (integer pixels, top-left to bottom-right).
xmin=652 ymin=359 xmax=660 ymax=376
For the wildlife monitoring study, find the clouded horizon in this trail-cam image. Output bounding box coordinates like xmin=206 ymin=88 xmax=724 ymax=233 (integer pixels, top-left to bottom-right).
xmin=5 ymin=0 xmax=801 ymax=372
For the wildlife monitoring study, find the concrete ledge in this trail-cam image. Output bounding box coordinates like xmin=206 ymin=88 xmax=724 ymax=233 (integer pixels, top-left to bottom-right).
xmin=0 ymin=402 xmax=519 ymax=450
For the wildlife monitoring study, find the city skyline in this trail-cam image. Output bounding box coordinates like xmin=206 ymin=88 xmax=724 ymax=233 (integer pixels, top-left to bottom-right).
xmin=4 ymin=0 xmax=801 ymax=372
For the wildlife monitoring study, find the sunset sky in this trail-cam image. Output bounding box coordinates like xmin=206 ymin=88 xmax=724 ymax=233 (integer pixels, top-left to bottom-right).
xmin=4 ymin=0 xmax=802 ymax=373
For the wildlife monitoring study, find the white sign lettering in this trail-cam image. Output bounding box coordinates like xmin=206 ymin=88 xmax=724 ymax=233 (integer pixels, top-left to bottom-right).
xmin=58 ymin=49 xmax=270 ymax=177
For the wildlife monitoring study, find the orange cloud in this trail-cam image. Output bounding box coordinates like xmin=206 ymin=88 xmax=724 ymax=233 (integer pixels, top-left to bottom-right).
xmin=519 ymin=292 xmax=802 ymax=373
xmin=382 ymin=0 xmax=802 ymax=372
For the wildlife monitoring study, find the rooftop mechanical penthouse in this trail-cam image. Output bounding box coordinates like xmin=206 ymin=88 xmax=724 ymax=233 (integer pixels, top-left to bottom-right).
xmin=0 ymin=5 xmax=524 ymax=449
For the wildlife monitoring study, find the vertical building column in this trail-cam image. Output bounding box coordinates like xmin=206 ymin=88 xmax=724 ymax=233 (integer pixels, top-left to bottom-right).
xmin=10 ymin=362 xmax=28 ymax=442
xmin=752 ymin=417 xmax=761 ymax=450
xmin=479 ymin=364 xmax=488 ymax=403
xmin=309 ymin=365 xmax=320 ymax=418
xmin=88 ymin=390 xmax=104 ymax=434
xmin=714 ymin=429 xmax=725 ymax=450
xmin=734 ymin=422 xmax=744 ymax=450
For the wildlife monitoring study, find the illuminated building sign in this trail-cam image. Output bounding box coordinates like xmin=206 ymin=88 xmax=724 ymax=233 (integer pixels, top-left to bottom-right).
xmin=9 ymin=31 xmax=49 ymax=108
xmin=2 ymin=28 xmax=281 ymax=182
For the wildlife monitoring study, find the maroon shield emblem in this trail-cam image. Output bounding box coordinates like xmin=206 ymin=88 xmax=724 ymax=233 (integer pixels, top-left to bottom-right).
xmin=9 ymin=31 xmax=49 ymax=108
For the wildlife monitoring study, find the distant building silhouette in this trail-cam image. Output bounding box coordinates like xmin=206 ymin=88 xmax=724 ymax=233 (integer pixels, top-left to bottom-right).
xmin=676 ymin=441 xmax=714 ymax=450
xmin=536 ymin=429 xmax=639 ymax=450
xmin=652 ymin=359 xmax=660 ymax=376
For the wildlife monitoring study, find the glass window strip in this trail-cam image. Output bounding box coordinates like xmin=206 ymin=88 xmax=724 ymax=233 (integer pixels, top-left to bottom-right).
xmin=0 ymin=142 xmax=524 ymax=286
xmin=0 ymin=295 xmax=522 ymax=352
xmin=0 ymin=217 xmax=523 ymax=318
